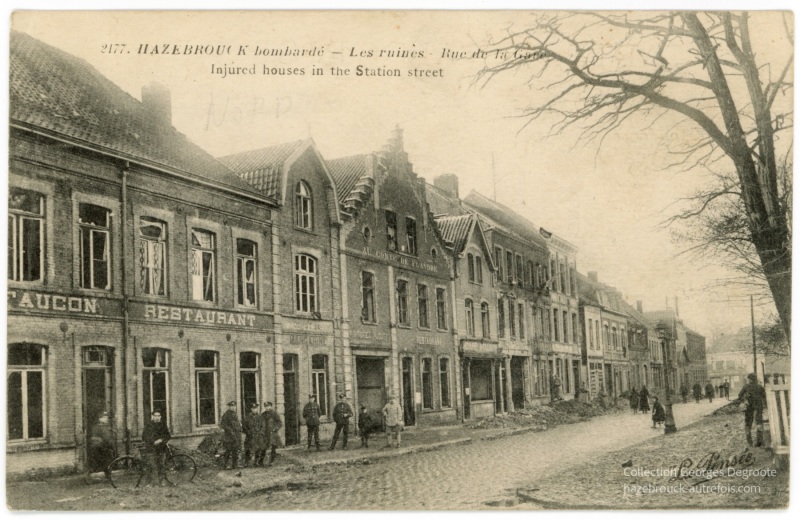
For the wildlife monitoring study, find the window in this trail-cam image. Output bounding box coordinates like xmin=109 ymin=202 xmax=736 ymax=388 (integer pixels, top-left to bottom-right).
xmin=481 ymin=302 xmax=490 ymax=338
xmin=621 ymin=327 xmax=627 ymax=349
xmin=563 ymin=311 xmax=569 ymax=343
xmin=509 ymin=298 xmax=516 ymax=337
xmin=498 ymin=298 xmax=505 ymax=338
xmin=294 ymin=181 xmax=313 ymax=229
xmin=191 ymin=229 xmax=215 ymax=302
xmin=596 ymin=322 xmax=601 ymax=349
xmin=139 ymin=217 xmax=167 ymax=296
xmin=465 ymin=299 xmax=475 ymax=337
xmin=142 ymin=348 xmax=169 ymax=425
xmin=406 ymin=217 xmax=417 ymax=255
xmin=386 ymin=210 xmax=397 ymax=251
xmin=79 ymin=203 xmax=111 ymax=290
xmin=545 ymin=309 xmax=552 ymax=340
xmin=550 ymin=259 xmax=557 ymax=291
xmin=436 ymin=288 xmax=447 ymax=330
xmin=418 ymin=284 xmax=429 ymax=328
xmin=506 ymin=251 xmax=514 ymax=283
xmin=553 ymin=310 xmax=560 ymax=342
xmin=527 ymin=260 xmax=534 ymax=287
xmin=519 ymin=303 xmax=526 ymax=340
xmin=439 ymin=358 xmax=451 ymax=408
xmin=421 ymin=358 xmax=433 ymax=409
xmin=570 ymin=265 xmax=578 ymax=295
xmin=311 ymin=354 xmax=329 ymax=417
xmin=589 ymin=320 xmax=594 ymax=349
xmin=494 ymin=247 xmax=503 ymax=282
xmin=8 ymin=188 xmax=44 ymax=283
xmin=612 ymin=327 xmax=618 ymax=348
xmin=560 ymin=262 xmax=567 ymax=295
xmin=515 ymin=254 xmax=523 ymax=283
xmin=361 ymin=271 xmax=376 ymax=322
xmin=239 ymin=352 xmax=260 ymax=415
xmin=604 ymin=324 xmax=610 ymax=347
xmin=195 ymin=350 xmax=218 ymax=425
xmin=236 ymin=239 xmax=257 ymax=307
xmin=572 ymin=313 xmax=578 ymax=345
xmin=294 ymin=254 xmax=318 ymax=313
xmin=396 ymin=279 xmax=409 ymax=326
xmin=475 ymin=256 xmax=483 ymax=284
xmin=467 ymin=253 xmax=475 ymax=282
xmin=7 ymin=343 xmax=46 ymax=440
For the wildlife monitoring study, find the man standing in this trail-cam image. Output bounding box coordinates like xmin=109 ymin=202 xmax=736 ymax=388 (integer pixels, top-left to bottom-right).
xmin=705 ymin=381 xmax=715 ymax=403
xmin=220 ymin=401 xmax=242 ymax=470
xmin=88 ymin=411 xmax=115 ymax=477
xmin=724 ymin=380 xmax=731 ymax=400
xmin=329 ymin=393 xmax=353 ymax=450
xmin=302 ymin=394 xmax=322 ymax=451
xmin=261 ymin=402 xmax=283 ymax=466
xmin=141 ymin=410 xmax=171 ymax=486
xmin=242 ymin=402 xmax=264 ymax=467
xmin=382 ymin=395 xmax=404 ymax=448
xmin=735 ymin=373 xmax=768 ymax=447
xmin=679 ymin=383 xmax=689 ymax=404
xmin=692 ymin=382 xmax=703 ymax=403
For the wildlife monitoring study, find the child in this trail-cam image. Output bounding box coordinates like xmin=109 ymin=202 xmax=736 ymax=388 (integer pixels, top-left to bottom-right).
xmin=358 ymin=405 xmax=372 ymax=448
xmin=651 ymin=396 xmax=666 ymax=428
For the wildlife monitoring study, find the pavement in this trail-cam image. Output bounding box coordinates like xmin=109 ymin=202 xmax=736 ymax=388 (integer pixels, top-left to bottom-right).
xmin=6 ymin=399 xmax=734 ymax=511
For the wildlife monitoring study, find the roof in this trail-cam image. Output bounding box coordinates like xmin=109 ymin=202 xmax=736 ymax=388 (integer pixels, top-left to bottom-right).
xmin=327 ymin=154 xmax=370 ymax=205
xmin=10 ymin=31 xmax=261 ymax=197
xmin=217 ymin=140 xmax=307 ymax=201
xmin=462 ymin=190 xmax=549 ymax=250
xmin=434 ymin=214 xmax=473 ymax=253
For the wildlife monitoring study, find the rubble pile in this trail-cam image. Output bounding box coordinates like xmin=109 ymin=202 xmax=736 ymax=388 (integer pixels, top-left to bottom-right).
xmin=468 ymin=399 xmax=625 ymax=430
xmin=711 ymin=402 xmax=742 ymax=416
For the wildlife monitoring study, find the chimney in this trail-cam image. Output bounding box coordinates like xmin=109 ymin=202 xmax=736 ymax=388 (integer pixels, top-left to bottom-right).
xmin=142 ymin=82 xmax=172 ymax=125
xmin=433 ymin=174 xmax=460 ymax=199
xmin=636 ymin=300 xmax=643 ymax=313
xmin=588 ymin=271 xmax=598 ymax=283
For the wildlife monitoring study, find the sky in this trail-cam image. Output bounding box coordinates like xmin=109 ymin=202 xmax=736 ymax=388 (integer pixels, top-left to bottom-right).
xmin=8 ymin=9 xmax=794 ymax=342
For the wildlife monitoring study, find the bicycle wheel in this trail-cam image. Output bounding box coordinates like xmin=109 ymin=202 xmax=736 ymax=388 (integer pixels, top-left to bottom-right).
xmin=164 ymin=453 xmax=197 ymax=485
xmin=107 ymin=456 xmax=144 ymax=490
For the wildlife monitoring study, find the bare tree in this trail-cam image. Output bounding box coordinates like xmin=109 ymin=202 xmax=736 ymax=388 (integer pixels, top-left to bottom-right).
xmin=478 ymin=12 xmax=793 ymax=341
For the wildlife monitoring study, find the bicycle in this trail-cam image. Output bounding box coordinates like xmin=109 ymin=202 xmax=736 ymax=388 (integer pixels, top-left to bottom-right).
xmin=107 ymin=442 xmax=197 ymax=489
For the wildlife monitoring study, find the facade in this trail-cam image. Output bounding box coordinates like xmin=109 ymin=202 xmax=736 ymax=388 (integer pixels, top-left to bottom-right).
xmin=683 ymin=328 xmax=709 ymax=390
xmin=9 ymin=32 xmax=276 ymax=474
xmin=219 ymin=139 xmax=342 ymax=445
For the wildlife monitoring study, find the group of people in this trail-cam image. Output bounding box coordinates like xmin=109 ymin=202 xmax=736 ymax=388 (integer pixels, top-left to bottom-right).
xmin=220 ymin=401 xmax=283 ymax=470
xmin=309 ymin=393 xmax=406 ymax=451
xmin=628 ymin=386 xmax=666 ymax=428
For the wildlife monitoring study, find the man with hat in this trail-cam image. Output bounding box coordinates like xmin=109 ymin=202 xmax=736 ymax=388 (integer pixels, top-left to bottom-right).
xmin=220 ymin=401 xmax=242 ymax=469
xmin=242 ymin=402 xmax=265 ymax=466
xmin=382 ymin=395 xmax=404 ymax=448
xmin=735 ymin=373 xmax=768 ymax=447
xmin=260 ymin=402 xmax=283 ymax=466
xmin=302 ymin=394 xmax=322 ymax=451
xmin=329 ymin=393 xmax=353 ymax=450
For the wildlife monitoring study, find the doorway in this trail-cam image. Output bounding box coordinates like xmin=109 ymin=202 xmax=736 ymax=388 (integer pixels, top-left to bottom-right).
xmin=282 ymin=354 xmax=300 ymax=445
xmin=82 ymin=346 xmax=114 ymax=466
xmin=356 ymin=357 xmax=385 ymax=413
xmin=511 ymin=357 xmax=525 ymax=410
xmin=401 ymin=357 xmax=416 ymax=426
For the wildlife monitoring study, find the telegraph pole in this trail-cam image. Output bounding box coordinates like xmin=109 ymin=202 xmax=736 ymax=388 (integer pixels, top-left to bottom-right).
xmin=751 ymin=295 xmax=758 ymax=378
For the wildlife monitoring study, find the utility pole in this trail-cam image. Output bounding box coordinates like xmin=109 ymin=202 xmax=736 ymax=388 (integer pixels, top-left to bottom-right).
xmin=751 ymin=295 xmax=758 ymax=379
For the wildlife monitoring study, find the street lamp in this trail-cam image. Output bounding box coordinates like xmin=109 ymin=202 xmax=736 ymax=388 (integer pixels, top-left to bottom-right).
xmin=658 ymin=328 xmax=678 ymax=434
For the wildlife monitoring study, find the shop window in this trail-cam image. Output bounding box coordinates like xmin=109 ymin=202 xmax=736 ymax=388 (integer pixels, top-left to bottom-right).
xmin=421 ymin=358 xmax=433 ymax=409
xmin=141 ymin=347 xmax=170 ymax=426
xmin=361 ymin=271 xmax=376 ymax=323
xmin=498 ymin=298 xmax=505 ymax=338
xmin=385 ymin=210 xmax=397 ymax=251
xmin=470 ymin=360 xmax=492 ymax=401
xmin=396 ymin=279 xmax=409 ymax=326
xmin=439 ymin=358 xmax=451 ymax=408
xmin=417 ymin=283 xmax=429 ymax=328
xmin=311 ymin=354 xmax=329 ymax=417
xmin=7 ymin=343 xmax=46 ymax=440
xmin=79 ymin=203 xmax=111 ymax=290
xmin=436 ymin=288 xmax=447 ymax=330
xmin=239 ymin=352 xmax=260 ymax=416
xmin=405 ymin=217 xmax=417 ymax=256
xmin=191 ymin=229 xmax=216 ymax=302
xmin=465 ymin=299 xmax=475 ymax=337
xmin=8 ymin=188 xmax=44 ymax=283
xmin=294 ymin=254 xmax=318 ymax=314
xmin=139 ymin=217 xmax=167 ymax=296
xmin=481 ymin=302 xmax=490 ymax=338
xmin=236 ymin=239 xmax=257 ymax=307
xmin=294 ymin=181 xmax=313 ymax=230
xmin=194 ymin=350 xmax=218 ymax=426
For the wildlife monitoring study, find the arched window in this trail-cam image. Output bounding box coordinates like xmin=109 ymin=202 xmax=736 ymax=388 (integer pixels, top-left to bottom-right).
xmin=467 ymin=253 xmax=475 ymax=282
xmin=481 ymin=302 xmax=490 ymax=338
xmin=294 ymin=254 xmax=318 ymax=313
xmin=465 ymin=299 xmax=475 ymax=337
xmin=294 ymin=181 xmax=313 ymax=230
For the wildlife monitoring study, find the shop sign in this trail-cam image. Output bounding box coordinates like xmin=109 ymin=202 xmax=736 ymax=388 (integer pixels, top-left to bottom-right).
xmin=130 ymin=302 xmax=271 ymax=330
xmin=357 ymin=246 xmax=440 ymax=274
xmin=8 ymin=290 xmax=120 ymax=317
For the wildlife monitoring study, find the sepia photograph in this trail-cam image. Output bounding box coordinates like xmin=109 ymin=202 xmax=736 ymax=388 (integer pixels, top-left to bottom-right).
xmin=4 ymin=6 xmax=793 ymax=511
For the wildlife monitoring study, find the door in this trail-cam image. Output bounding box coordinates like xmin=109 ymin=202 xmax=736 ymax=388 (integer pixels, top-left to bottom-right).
xmin=572 ymin=360 xmax=580 ymax=397
xmin=282 ymin=354 xmax=300 ymax=445
xmin=356 ymin=357 xmax=385 ymax=414
xmin=82 ymin=346 xmax=113 ymax=468
xmin=401 ymin=357 xmax=415 ymax=426
xmin=511 ymin=357 xmax=525 ymax=410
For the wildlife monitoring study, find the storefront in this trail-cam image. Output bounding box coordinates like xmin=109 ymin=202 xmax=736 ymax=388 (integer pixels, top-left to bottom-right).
xmin=460 ymin=340 xmax=503 ymax=419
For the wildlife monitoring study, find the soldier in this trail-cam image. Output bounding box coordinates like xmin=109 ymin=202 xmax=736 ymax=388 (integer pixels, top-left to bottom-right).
xmin=382 ymin=396 xmax=404 ymax=448
xmin=141 ymin=410 xmax=171 ymax=486
xmin=735 ymin=373 xmax=767 ymax=447
xmin=329 ymin=393 xmax=353 ymax=450
xmin=705 ymin=381 xmax=715 ymax=403
xmin=692 ymin=382 xmax=703 ymax=403
xmin=242 ymin=402 xmax=264 ymax=467
xmin=220 ymin=401 xmax=242 ymax=470
xmin=261 ymin=402 xmax=283 ymax=466
xmin=723 ymin=380 xmax=731 ymax=400
xmin=302 ymin=394 xmax=322 ymax=451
